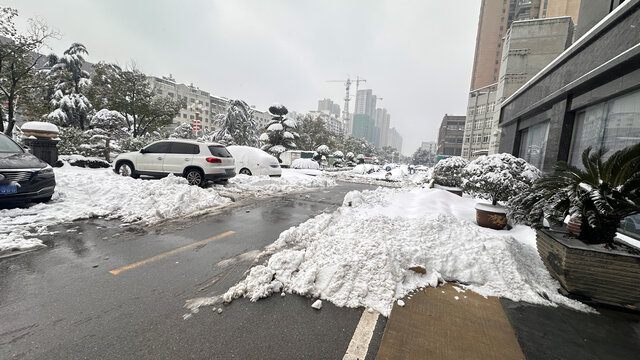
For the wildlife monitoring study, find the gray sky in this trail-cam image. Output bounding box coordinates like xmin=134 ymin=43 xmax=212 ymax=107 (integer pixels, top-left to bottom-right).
xmin=6 ymin=0 xmax=480 ymax=155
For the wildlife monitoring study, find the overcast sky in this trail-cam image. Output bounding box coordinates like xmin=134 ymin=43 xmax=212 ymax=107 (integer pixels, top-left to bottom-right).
xmin=6 ymin=0 xmax=480 ymax=155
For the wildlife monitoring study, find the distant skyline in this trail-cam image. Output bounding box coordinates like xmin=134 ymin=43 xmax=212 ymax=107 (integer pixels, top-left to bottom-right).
xmin=5 ymin=0 xmax=481 ymax=155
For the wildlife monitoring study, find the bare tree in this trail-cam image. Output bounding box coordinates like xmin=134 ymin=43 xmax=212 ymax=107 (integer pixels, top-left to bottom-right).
xmin=0 ymin=7 xmax=57 ymax=135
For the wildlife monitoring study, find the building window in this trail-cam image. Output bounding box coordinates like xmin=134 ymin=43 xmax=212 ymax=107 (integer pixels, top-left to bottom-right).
xmin=182 ymin=113 xmax=187 ymax=119
xmin=519 ymin=121 xmax=549 ymax=170
xmin=569 ymin=89 xmax=640 ymax=166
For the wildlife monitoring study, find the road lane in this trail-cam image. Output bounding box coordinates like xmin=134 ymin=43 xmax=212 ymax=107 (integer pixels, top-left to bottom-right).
xmin=0 ymin=182 xmax=386 ymax=359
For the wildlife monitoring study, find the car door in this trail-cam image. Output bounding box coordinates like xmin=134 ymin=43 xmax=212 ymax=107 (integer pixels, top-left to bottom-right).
xmin=137 ymin=141 xmax=171 ymax=173
xmin=163 ymin=142 xmax=196 ymax=174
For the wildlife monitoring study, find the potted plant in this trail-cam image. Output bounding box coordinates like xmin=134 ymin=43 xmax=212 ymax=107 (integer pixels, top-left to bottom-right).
xmin=510 ymin=144 xmax=640 ymax=308
xmin=431 ymin=156 xmax=469 ymax=196
xmin=463 ymin=153 xmax=540 ymax=229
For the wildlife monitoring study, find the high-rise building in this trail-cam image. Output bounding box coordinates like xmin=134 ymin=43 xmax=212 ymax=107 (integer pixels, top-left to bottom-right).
xmin=376 ymin=108 xmax=391 ymax=148
xmin=317 ymin=98 xmax=341 ymax=117
xmin=469 ymin=0 xmax=517 ymax=90
xmin=354 ymin=89 xmax=377 ymax=118
xmin=387 ymin=128 xmax=403 ymax=153
xmin=539 ymin=0 xmax=581 ymax=23
xmin=487 ymin=16 xmax=574 ymax=154
xmin=469 ymin=0 xmax=581 ymax=91
xmin=437 ymin=115 xmax=466 ymax=156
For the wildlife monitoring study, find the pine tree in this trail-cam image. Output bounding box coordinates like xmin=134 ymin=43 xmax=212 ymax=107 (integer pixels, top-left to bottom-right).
xmin=46 ymin=43 xmax=94 ymax=130
xmin=259 ymin=104 xmax=299 ymax=161
xmin=86 ymin=109 xmax=127 ymax=161
xmin=212 ymin=99 xmax=258 ymax=146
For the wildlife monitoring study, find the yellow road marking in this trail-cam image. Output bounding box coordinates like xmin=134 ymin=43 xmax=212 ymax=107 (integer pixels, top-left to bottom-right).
xmin=108 ymin=230 xmax=235 ymax=275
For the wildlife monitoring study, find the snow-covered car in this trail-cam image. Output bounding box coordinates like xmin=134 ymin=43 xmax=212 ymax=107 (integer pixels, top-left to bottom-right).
xmin=226 ymin=145 xmax=281 ymax=177
xmin=0 ymin=133 xmax=55 ymax=203
xmin=112 ymin=139 xmax=235 ymax=186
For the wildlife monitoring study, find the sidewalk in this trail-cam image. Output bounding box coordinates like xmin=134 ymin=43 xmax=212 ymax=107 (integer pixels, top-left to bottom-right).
xmin=376 ymin=283 xmax=640 ymax=360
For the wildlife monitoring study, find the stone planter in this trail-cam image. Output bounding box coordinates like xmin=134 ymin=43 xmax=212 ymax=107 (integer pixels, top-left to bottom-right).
xmin=474 ymin=203 xmax=507 ymax=230
xmin=432 ymin=183 xmax=462 ymax=196
xmin=536 ymin=228 xmax=640 ymax=310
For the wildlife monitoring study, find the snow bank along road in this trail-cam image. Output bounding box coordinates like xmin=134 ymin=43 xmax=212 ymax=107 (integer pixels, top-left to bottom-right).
xmin=0 ymin=182 xmax=386 ymax=360
xmin=0 ymin=165 xmax=334 ymax=254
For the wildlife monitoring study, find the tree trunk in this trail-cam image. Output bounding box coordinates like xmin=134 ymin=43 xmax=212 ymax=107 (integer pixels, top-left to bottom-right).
xmin=104 ymin=137 xmax=111 ymax=162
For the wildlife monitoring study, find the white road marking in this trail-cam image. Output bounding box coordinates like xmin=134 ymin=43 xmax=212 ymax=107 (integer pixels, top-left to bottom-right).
xmin=343 ymin=310 xmax=380 ymax=360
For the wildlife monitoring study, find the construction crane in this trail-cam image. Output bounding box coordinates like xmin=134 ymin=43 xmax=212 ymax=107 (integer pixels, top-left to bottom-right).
xmin=326 ymin=76 xmax=367 ymax=121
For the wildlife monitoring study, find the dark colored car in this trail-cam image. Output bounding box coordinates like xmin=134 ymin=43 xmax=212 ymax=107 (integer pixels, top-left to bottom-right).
xmin=0 ymin=133 xmax=55 ymax=203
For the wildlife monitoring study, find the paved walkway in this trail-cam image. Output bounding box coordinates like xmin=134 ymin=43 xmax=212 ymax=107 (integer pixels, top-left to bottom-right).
xmin=377 ymin=283 xmax=525 ymax=359
xmin=376 ymin=283 xmax=640 ymax=360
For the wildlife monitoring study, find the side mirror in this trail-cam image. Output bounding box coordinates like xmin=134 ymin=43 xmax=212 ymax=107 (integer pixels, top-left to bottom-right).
xmin=140 ymin=148 xmax=147 ymax=154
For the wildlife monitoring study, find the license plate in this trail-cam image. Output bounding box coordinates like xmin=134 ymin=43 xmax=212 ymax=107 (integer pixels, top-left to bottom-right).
xmin=225 ymin=169 xmax=233 ymax=175
xmin=0 ymin=184 xmax=18 ymax=194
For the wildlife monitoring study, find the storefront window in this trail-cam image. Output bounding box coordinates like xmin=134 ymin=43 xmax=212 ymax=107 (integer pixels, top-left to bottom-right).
xmin=519 ymin=121 xmax=549 ymax=169
xmin=570 ymin=90 xmax=640 ymax=165
xmin=569 ymin=90 xmax=640 ymax=239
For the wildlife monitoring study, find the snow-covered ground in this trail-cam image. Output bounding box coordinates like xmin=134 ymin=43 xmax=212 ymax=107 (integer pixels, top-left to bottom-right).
xmin=191 ymin=187 xmax=592 ymax=316
xmin=326 ymin=164 xmax=428 ymax=187
xmin=0 ymin=166 xmax=334 ymax=253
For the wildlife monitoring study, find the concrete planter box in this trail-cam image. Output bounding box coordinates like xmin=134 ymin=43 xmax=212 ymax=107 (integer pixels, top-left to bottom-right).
xmin=432 ymin=184 xmax=462 ymax=196
xmin=536 ymin=228 xmax=640 ymax=310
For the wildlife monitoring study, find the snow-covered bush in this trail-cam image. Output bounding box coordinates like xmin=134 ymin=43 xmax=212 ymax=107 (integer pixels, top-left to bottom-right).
xmin=314 ymin=144 xmax=330 ymax=164
xmin=85 ymin=109 xmax=127 ymax=161
xmin=333 ymin=150 xmax=344 ymax=167
xmin=432 ymin=156 xmax=469 ymax=188
xmin=170 ymin=122 xmax=196 ymax=139
xmin=57 ymin=154 xmax=110 ymax=168
xmin=462 ymin=153 xmax=541 ymax=206
xmin=260 ymin=103 xmax=299 ymax=160
xmin=57 ymin=127 xmax=92 ymax=156
xmin=356 ymin=154 xmax=365 ymax=164
xmin=291 ymin=158 xmax=320 ymax=170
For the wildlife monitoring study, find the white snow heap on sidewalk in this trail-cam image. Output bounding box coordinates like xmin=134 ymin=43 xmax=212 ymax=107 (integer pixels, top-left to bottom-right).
xmin=0 ymin=166 xmax=334 ymax=252
xmin=221 ymin=187 xmax=593 ymax=316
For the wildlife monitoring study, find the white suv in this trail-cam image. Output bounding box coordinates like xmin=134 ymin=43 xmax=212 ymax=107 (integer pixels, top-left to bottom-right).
xmin=113 ymin=139 xmax=236 ymax=186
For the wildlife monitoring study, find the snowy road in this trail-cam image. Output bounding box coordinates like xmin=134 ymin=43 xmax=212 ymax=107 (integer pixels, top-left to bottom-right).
xmin=0 ymin=182 xmax=385 ymax=360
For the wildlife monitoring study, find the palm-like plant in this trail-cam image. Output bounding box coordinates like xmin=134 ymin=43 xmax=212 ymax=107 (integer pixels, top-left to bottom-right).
xmin=510 ymin=143 xmax=640 ymax=244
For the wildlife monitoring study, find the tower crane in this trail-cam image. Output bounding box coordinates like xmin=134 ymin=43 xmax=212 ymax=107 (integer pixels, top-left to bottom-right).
xmin=326 ymin=76 xmax=367 ymax=121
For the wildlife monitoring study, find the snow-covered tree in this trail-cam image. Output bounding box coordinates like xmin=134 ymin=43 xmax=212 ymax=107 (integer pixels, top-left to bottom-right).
xmin=170 ymin=122 xmax=196 ymax=139
xmin=87 ymin=63 xmax=184 ymax=137
xmin=212 ymin=99 xmax=258 ymax=146
xmin=333 ymin=150 xmax=344 ymax=167
xmin=259 ymin=104 xmax=299 ymax=161
xmin=57 ymin=127 xmax=91 ymax=156
xmin=296 ymin=112 xmax=340 ymax=150
xmin=46 ymin=43 xmax=94 ymax=130
xmin=356 ymin=153 xmax=365 ymax=164
xmin=86 ymin=109 xmax=127 ymax=161
xmin=462 ymin=153 xmax=541 ymax=205
xmin=0 ymin=7 xmax=55 ymax=135
xmin=432 ymin=156 xmax=469 ymax=188
xmin=313 ymin=144 xmax=330 ymax=164
xmin=412 ymin=148 xmax=435 ymax=166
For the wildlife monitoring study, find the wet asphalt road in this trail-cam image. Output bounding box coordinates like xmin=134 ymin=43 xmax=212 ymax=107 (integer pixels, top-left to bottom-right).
xmin=0 ymin=182 xmax=385 ymax=360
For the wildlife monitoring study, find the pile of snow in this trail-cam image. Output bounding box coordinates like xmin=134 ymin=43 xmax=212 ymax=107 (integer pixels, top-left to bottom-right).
xmin=217 ymin=187 xmax=592 ymax=316
xmin=291 ymin=158 xmax=319 ymax=170
xmin=222 ymin=169 xmax=334 ymax=194
xmin=326 ymin=164 xmax=428 ymax=187
xmin=0 ymin=166 xmax=334 ymax=253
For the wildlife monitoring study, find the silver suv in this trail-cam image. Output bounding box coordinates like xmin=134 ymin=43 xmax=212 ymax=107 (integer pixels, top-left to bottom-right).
xmin=113 ymin=139 xmax=235 ymax=186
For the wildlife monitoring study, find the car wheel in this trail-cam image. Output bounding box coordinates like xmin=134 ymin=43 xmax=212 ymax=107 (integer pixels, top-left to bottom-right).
xmin=185 ymin=168 xmax=204 ymax=186
xmin=239 ymin=168 xmax=252 ymax=176
xmin=117 ymin=162 xmax=138 ymax=178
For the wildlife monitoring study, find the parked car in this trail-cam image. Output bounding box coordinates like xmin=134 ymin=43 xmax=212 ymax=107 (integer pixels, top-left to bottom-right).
xmin=112 ymin=139 xmax=235 ymax=186
xmin=227 ymin=145 xmax=282 ymax=177
xmin=0 ymin=133 xmax=55 ymax=203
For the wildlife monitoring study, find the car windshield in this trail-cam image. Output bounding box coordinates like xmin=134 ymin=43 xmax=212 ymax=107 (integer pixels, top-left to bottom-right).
xmin=0 ymin=135 xmax=24 ymax=153
xmin=208 ymin=145 xmax=232 ymax=158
